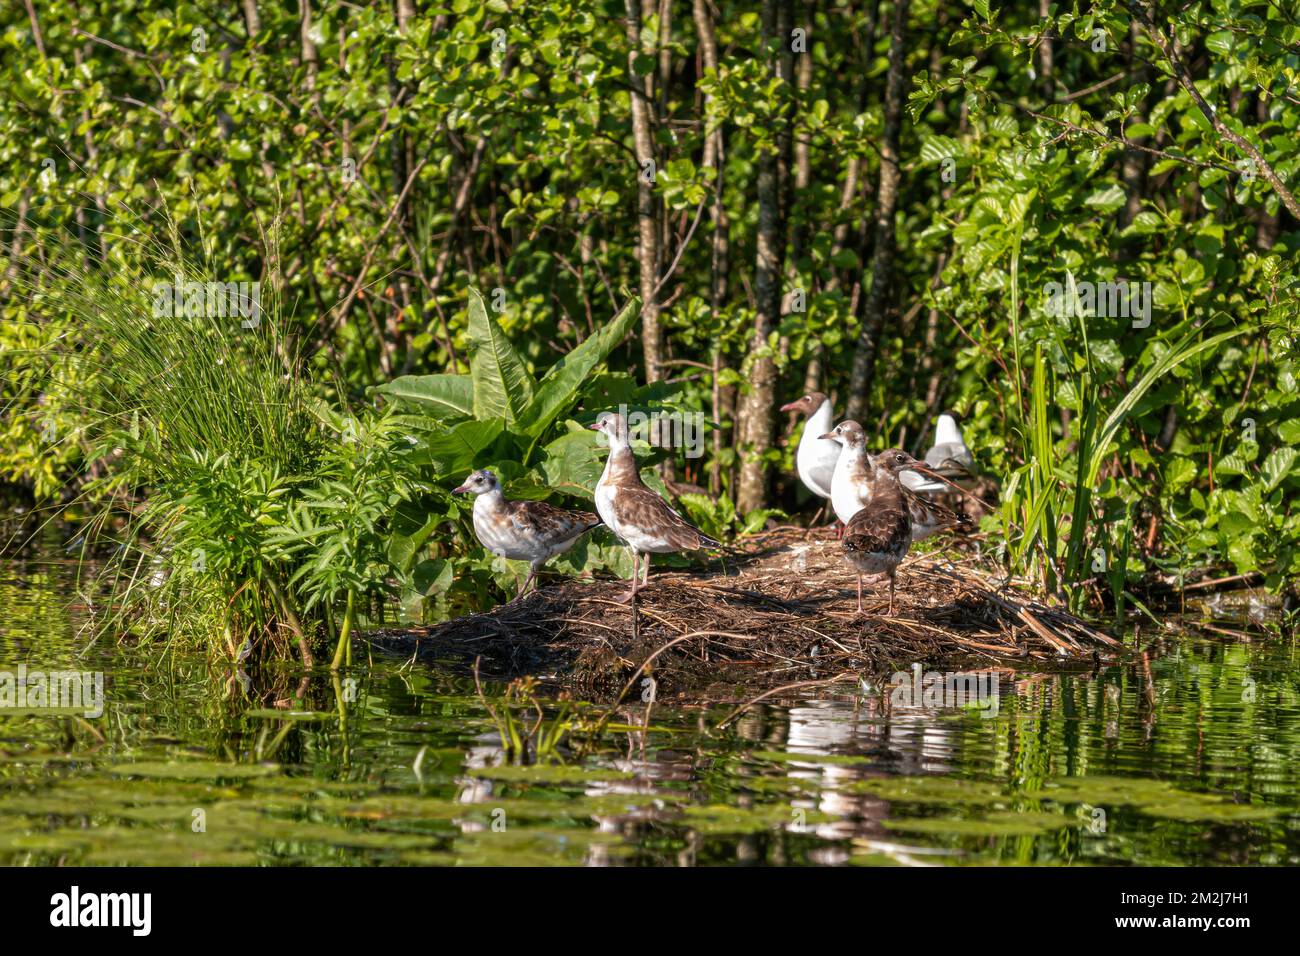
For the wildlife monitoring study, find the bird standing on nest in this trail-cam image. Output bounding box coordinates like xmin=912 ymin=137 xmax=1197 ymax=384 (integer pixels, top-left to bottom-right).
xmin=821 ymin=420 xmax=874 ymax=530
xmin=842 ymin=449 xmax=970 ymax=614
xmin=590 ymin=411 xmax=722 ymax=602
xmin=780 ymin=391 xmax=841 ymax=523
xmin=904 ymin=410 xmax=977 ymax=495
xmin=452 ymin=469 xmax=601 ymax=599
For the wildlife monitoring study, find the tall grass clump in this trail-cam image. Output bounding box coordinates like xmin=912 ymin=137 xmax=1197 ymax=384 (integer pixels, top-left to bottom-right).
xmin=998 ymin=260 xmax=1245 ymax=617
xmin=3 ymin=206 xmax=421 ymax=667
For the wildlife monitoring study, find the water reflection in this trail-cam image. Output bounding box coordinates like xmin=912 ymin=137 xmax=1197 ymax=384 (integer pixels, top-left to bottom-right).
xmin=1 ymin=557 xmax=1298 ymax=866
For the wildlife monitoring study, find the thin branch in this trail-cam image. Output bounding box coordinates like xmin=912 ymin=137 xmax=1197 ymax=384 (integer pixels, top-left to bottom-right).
xmin=1132 ymin=1 xmax=1300 ymax=219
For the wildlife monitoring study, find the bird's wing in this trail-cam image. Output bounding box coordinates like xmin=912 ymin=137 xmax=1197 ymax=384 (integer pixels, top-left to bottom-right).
xmin=805 ymin=454 xmax=839 ymax=497
xmin=507 ymin=500 xmax=601 ymax=544
xmin=902 ymin=488 xmax=970 ymax=535
xmin=842 ymin=504 xmax=911 ymax=556
xmin=924 ymin=442 xmax=974 ymax=475
xmin=609 ymin=483 xmax=722 ymax=550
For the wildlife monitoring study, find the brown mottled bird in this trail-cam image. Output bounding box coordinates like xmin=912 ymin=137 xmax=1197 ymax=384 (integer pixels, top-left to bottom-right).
xmin=842 ymin=448 xmax=970 ymax=614
xmin=452 ymin=469 xmax=601 ymax=598
xmin=590 ymin=411 xmax=722 ymax=602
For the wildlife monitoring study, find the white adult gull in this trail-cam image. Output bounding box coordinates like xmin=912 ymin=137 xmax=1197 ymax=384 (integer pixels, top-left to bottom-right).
xmin=904 ymin=410 xmax=975 ymax=494
xmin=780 ymin=391 xmax=841 ymax=502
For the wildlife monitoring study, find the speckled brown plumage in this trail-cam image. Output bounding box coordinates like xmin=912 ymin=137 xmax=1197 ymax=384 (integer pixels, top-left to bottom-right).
xmin=903 ymin=485 xmax=971 ymax=539
xmin=841 ymin=448 xmax=967 ymax=614
xmin=592 ymin=412 xmax=722 ymax=601
xmin=501 ymin=499 xmax=600 ymax=543
xmin=453 ymin=469 xmax=602 ymax=599
xmin=599 ymin=448 xmax=720 ymax=553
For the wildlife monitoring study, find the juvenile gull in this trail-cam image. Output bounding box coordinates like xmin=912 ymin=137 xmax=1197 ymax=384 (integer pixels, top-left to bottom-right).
xmin=842 ymin=449 xmax=969 ymax=614
xmin=452 ymin=469 xmax=600 ymax=598
xmin=821 ymin=420 xmax=874 ymax=526
xmin=590 ymin=411 xmax=722 ymax=601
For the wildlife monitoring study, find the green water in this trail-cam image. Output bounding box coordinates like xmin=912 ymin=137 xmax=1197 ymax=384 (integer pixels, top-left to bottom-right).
xmin=1 ymin=556 xmax=1298 ymax=866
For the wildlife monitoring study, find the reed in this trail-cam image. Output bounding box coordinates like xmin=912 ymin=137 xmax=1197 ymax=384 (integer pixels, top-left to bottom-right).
xmin=999 ymin=265 xmax=1245 ymax=613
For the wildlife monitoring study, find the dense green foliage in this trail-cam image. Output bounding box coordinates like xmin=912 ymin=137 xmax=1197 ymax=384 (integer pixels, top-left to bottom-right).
xmin=3 ymin=0 xmax=1299 ymax=658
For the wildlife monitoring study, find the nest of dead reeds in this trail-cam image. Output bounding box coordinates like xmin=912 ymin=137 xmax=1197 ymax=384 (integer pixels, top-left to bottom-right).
xmin=367 ymin=528 xmax=1125 ymax=699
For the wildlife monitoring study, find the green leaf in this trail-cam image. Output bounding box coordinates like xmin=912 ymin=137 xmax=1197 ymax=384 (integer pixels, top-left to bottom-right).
xmin=387 ymin=510 xmax=441 ymax=572
xmin=519 ymin=296 xmax=640 ymax=438
xmin=1262 ymin=447 xmax=1297 ymax=492
xmin=1205 ymin=30 xmax=1233 ymax=56
xmin=536 ymin=428 xmax=603 ymax=499
xmin=1083 ymin=185 xmax=1126 ymax=211
xmin=413 ymin=418 xmax=505 ymax=479
xmin=372 ymin=374 xmax=473 ymax=420
xmin=412 ymin=558 xmax=454 ymax=596
xmin=467 ymin=288 xmax=535 ymax=424
xmin=1161 ymin=456 xmax=1197 ymax=493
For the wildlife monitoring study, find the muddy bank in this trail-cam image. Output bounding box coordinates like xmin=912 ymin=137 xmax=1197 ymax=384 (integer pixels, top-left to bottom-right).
xmin=367 ymin=529 xmax=1125 ymax=698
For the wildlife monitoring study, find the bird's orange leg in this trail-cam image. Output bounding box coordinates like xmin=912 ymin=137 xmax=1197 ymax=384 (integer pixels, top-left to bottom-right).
xmin=516 ymin=564 xmax=539 ymax=599
xmin=887 ymin=571 xmax=896 ymax=616
xmin=619 ymin=552 xmax=640 ymax=603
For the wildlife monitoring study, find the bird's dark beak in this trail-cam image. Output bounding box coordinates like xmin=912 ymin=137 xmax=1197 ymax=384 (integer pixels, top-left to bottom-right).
xmin=779 ymin=400 xmax=800 ymax=413
xmin=818 ymin=432 xmax=838 ymax=442
xmin=451 ymin=483 xmax=470 ymax=494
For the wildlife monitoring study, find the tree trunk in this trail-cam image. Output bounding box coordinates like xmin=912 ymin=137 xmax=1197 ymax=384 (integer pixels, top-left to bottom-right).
xmin=300 ymin=0 xmax=317 ymax=92
xmin=625 ymin=0 xmax=663 ymax=386
xmin=812 ymin=0 xmax=879 ymax=411
xmin=1037 ymin=0 xmax=1052 ymax=97
xmin=241 ymin=0 xmax=259 ymax=38
xmin=693 ymin=0 xmax=731 ymax=494
xmin=396 ymin=0 xmax=416 ymax=30
xmin=844 ymin=0 xmax=909 ymax=423
xmin=736 ymin=0 xmax=789 ymax=513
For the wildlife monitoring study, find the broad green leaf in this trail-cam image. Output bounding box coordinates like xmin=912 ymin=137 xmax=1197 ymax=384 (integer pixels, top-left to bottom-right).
xmin=387 ymin=505 xmax=441 ymax=572
xmin=372 ymin=374 xmax=472 ymax=420
xmin=520 ymin=296 xmax=640 ymax=438
xmin=536 ymin=428 xmax=603 ymax=500
xmin=1262 ymin=446 xmax=1297 ymax=492
xmin=412 ymin=558 xmax=454 ymax=596
xmin=413 ymin=417 xmax=505 ymax=479
xmin=1083 ymin=185 xmax=1126 ymax=211
xmin=1161 ymin=456 xmax=1197 ymax=493
xmin=1214 ymin=452 xmax=1251 ymax=479
xmin=467 ymin=288 xmax=535 ymax=424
